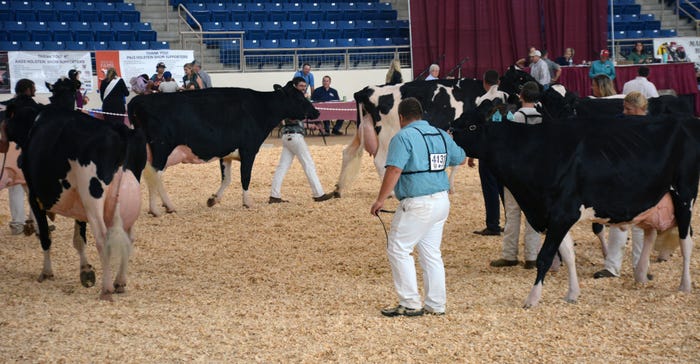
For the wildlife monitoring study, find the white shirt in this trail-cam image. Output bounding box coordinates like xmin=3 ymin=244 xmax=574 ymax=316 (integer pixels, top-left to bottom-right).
xmin=530 ymin=59 xmax=551 ymax=86
xmin=475 ymin=85 xmax=509 ymax=106
xmin=158 ymin=80 xmax=179 ymax=93
xmin=622 ymin=76 xmax=659 ymax=98
xmin=514 ymin=107 xmax=542 ymax=125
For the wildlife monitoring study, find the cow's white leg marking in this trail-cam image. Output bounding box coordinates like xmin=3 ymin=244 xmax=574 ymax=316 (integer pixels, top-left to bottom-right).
xmin=679 ymin=235 xmax=693 ymax=292
xmin=209 ymin=159 xmax=232 ymax=207
xmin=155 ymin=169 xmax=176 ymax=213
xmin=144 ymin=164 xmax=163 ymax=216
xmin=634 ymin=228 xmax=657 ymax=285
xmin=559 ymin=233 xmax=580 ymax=303
xmin=38 ymin=250 xmax=54 ymax=282
xmin=524 ymin=282 xmax=542 ymax=309
xmin=73 ymin=221 xmax=95 ymax=287
xmin=242 ymin=189 xmax=252 ymax=209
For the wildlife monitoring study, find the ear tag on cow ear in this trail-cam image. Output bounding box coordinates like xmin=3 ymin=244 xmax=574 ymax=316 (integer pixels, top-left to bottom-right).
xmin=491 ymin=111 xmax=502 ymax=122
xmin=506 ymin=111 xmax=515 ymax=121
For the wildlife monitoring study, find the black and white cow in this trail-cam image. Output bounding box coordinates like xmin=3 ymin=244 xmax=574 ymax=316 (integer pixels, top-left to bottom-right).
xmin=127 ymin=81 xmax=319 ymax=215
xmin=0 ymin=78 xmax=147 ymax=301
xmin=453 ymin=102 xmax=698 ymax=308
xmin=334 ymin=78 xmax=487 ymax=196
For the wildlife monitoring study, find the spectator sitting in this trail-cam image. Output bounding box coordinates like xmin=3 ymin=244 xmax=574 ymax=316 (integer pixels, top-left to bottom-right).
xmin=130 ymin=74 xmax=152 ymax=95
xmin=622 ymin=66 xmax=659 ymax=98
xmin=589 ymin=49 xmax=616 ymax=80
xmin=158 ymin=71 xmax=179 ymax=93
xmin=555 ymin=48 xmax=575 ymax=66
xmin=386 ymin=59 xmax=403 ymax=85
xmin=626 ymin=42 xmax=649 ymax=64
xmin=311 ymin=75 xmax=344 ymax=135
xmin=424 ymin=64 xmax=440 ymax=80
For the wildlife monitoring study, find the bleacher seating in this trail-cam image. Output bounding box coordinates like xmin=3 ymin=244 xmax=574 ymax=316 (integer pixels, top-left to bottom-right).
xmin=608 ymin=1 xmax=677 ymax=44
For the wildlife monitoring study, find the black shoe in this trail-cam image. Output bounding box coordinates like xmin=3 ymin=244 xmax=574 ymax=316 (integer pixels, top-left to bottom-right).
xmin=332 ymin=130 xmax=343 ymax=135
xmin=524 ymin=260 xmax=537 ymax=270
xmin=473 ymin=228 xmax=501 ymax=236
xmin=490 ymin=259 xmax=519 ymax=267
xmin=313 ymin=193 xmax=334 ymax=202
xmin=380 ymin=304 xmax=424 ymax=317
xmin=268 ymin=196 xmax=288 ymax=204
xmin=593 ymin=269 xmax=616 ymax=279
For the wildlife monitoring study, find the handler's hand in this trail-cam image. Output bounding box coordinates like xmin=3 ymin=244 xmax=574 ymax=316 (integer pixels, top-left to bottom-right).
xmin=370 ymin=200 xmax=384 ymax=216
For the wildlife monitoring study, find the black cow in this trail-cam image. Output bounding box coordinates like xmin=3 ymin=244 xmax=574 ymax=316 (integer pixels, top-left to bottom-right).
xmin=454 ymin=102 xmax=698 ymax=308
xmin=0 ymin=78 xmax=147 ymax=301
xmin=127 ymin=81 xmax=319 ymax=215
xmin=334 ymin=78 xmax=488 ymax=196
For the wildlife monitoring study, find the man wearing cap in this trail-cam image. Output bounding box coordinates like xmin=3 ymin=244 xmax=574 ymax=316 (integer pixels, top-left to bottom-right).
xmin=589 ymin=49 xmax=616 ymax=80
xmin=158 ymin=71 xmax=178 ymax=93
xmin=529 ymin=50 xmax=550 ymax=88
xmin=191 ymin=60 xmax=211 ymax=88
xmin=150 ymin=62 xmax=167 ymax=92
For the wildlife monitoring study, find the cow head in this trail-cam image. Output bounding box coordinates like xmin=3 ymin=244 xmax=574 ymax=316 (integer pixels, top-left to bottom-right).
xmin=47 ymin=77 xmax=77 ymax=111
xmin=500 ymin=65 xmax=539 ymax=105
xmin=0 ymin=101 xmax=40 ymax=150
xmin=451 ymin=100 xmax=494 ymax=159
xmin=275 ymin=81 xmax=320 ymax=120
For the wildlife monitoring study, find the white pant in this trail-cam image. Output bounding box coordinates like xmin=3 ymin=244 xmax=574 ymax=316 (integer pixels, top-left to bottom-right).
xmin=8 ymin=185 xmax=25 ymax=226
xmin=270 ymin=133 xmax=324 ymax=199
xmin=603 ymin=225 xmax=645 ymax=276
xmin=387 ymin=191 xmax=450 ymax=312
xmin=502 ymin=188 xmax=541 ymax=261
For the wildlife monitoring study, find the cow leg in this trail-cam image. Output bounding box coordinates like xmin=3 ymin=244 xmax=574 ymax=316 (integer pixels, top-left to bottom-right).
xmin=108 ymin=204 xmax=132 ymax=295
xmin=144 ymin=164 xmax=176 ymax=216
xmin=239 ymin=152 xmax=255 ymax=208
xmin=558 ymin=232 xmax=580 ymax=303
xmin=334 ymin=133 xmax=363 ymax=197
xmin=592 ymin=223 xmax=607 ymax=258
xmin=207 ymin=158 xmax=232 ymax=207
xmin=523 ymin=225 xmax=571 ymax=308
xmin=674 ymin=199 xmax=694 ymax=293
xmin=27 ymin=195 xmax=55 ymax=282
xmin=73 ymin=220 xmax=95 ymax=288
xmin=634 ymin=228 xmax=657 ymax=285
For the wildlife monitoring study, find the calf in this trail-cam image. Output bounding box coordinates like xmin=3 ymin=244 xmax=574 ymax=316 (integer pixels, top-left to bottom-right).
xmin=334 ymin=78 xmax=486 ymax=197
xmin=128 ymin=81 xmax=319 ymax=215
xmin=454 ymin=103 xmax=698 ymax=307
xmin=0 ymin=78 xmax=147 ymax=301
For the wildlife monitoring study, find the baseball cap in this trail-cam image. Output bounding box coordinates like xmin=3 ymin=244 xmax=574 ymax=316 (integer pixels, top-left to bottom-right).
xmin=600 ymin=49 xmax=610 ymax=57
xmin=529 ymin=50 xmax=541 ymax=57
xmin=163 ymin=71 xmax=172 ymax=79
xmin=156 ymin=62 xmax=166 ymax=69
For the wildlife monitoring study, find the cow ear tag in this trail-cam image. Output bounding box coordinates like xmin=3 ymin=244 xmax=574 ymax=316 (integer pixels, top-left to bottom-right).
xmin=491 ymin=111 xmax=502 ymax=122
xmin=506 ymin=111 xmax=515 ymax=121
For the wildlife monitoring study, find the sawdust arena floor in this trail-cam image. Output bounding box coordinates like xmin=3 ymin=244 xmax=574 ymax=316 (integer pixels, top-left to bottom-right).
xmin=0 ymin=131 xmax=699 ymax=362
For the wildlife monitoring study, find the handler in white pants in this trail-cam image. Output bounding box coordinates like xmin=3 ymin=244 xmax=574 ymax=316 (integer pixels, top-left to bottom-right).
xmin=500 ymin=188 xmax=541 ymax=265
xmin=596 ymin=226 xmax=645 ymax=277
xmin=269 ymin=77 xmax=333 ymax=203
xmin=371 ymin=97 xmax=466 ymax=317
xmin=8 ymin=184 xmax=26 ymax=235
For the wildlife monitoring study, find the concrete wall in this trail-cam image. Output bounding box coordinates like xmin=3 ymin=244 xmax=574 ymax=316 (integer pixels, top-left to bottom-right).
xmin=0 ymin=68 xmax=414 ymax=107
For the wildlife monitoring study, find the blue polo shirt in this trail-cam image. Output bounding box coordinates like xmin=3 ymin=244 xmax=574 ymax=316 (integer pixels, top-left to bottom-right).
xmin=589 ymin=59 xmax=616 ymax=80
xmin=386 ymin=120 xmax=466 ymax=200
xmin=293 ymin=70 xmax=315 ymax=90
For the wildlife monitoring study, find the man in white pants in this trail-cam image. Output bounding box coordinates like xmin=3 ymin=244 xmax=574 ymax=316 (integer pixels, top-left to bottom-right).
xmin=269 ymin=77 xmax=334 ymax=204
xmin=370 ymin=97 xmax=466 ymax=317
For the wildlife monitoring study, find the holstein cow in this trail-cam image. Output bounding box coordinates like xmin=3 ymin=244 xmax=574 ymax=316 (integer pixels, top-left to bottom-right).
xmin=334 ymin=78 xmax=487 ymax=197
xmin=127 ymin=81 xmax=320 ymax=215
xmin=453 ymin=102 xmax=698 ymax=308
xmin=0 ymin=78 xmax=147 ymax=301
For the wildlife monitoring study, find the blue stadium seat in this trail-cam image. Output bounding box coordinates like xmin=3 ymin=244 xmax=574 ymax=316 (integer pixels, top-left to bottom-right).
xmin=278 ymin=38 xmax=297 ymax=48
xmin=188 ymin=9 xmax=210 ymax=26
xmin=305 ymin=28 xmax=323 ymax=40
xmin=269 ymin=10 xmax=286 ymax=21
xmin=14 ymin=8 xmax=36 ymax=21
xmin=283 ymin=3 xmax=302 ymax=11
xmin=343 ymin=10 xmax=362 ymax=21
xmin=286 ymin=29 xmax=304 ymax=39
xmin=93 ymin=21 xmax=114 ymax=41
xmin=336 ymin=38 xmax=355 ymax=47
xmin=325 ymin=10 xmax=343 ymax=21
xmin=51 ymin=21 xmax=74 ymax=41
xmin=261 ymin=39 xmax=279 ymax=48
xmin=43 ymin=41 xmax=66 ymax=50
xmin=357 ymin=2 xmax=377 ymax=11
xmin=287 ymin=10 xmax=305 ymax=21
xmin=320 ymin=3 xmax=339 ymax=11
xmin=28 ymin=21 xmax=52 ymax=41
xmin=210 ymin=9 xmax=229 ymax=22
xmin=21 ymin=40 xmax=43 ymax=50
xmin=377 ymin=9 xmax=398 ymax=20
xmin=230 ymin=10 xmax=247 ymax=22
xmin=373 ymin=37 xmax=393 ymax=46
xmin=76 ymin=2 xmax=98 ymax=22
xmin=640 ymin=13 xmax=655 ymax=21
xmin=660 ymin=29 xmax=676 ymax=37
xmin=6 ymin=21 xmax=30 ymax=41
xmin=629 ymin=30 xmax=643 ymax=39
xmin=71 ymin=21 xmax=94 ymax=41
xmin=300 ymin=38 xmax=317 ymax=48
xmin=222 ymin=21 xmax=244 ymax=31
xmin=282 ymin=21 xmax=301 ymax=31
xmin=135 ymin=23 xmax=157 ymax=42
xmin=89 ymin=40 xmax=109 ymax=50
xmin=305 ymin=10 xmax=324 ymax=21
xmin=317 ymin=38 xmax=336 ymax=48
xmin=391 ymin=37 xmax=409 ymax=45
xmin=248 ymin=3 xmax=265 ymax=12
xmin=625 ymin=21 xmax=644 ymax=31
xmin=0 ymin=41 xmax=21 ymax=51
xmin=643 ymin=29 xmax=659 ymax=38
xmin=356 ymin=37 xmax=374 ymax=47
xmin=65 ymin=40 xmax=88 ymax=50
xmin=621 ymin=14 xmax=638 ymax=22
xmin=243 ymin=39 xmax=259 ymax=48
xmin=343 ymin=28 xmax=363 ymax=39
xmin=324 ymin=29 xmax=342 ymax=39
xmin=114 ymin=22 xmax=137 ymax=41
xmin=614 ymin=30 xmax=628 ymax=39
xmin=249 ymin=10 xmax=267 ymax=22
xmin=645 ymin=20 xmax=661 ymax=30
xmin=219 ymin=39 xmax=240 ymax=65
xmin=150 ymin=40 xmax=169 ymax=49
xmin=34 ymin=1 xmax=56 ymax=21
xmin=130 ymin=40 xmax=150 ymax=50
xmin=108 ymin=40 xmax=129 ymax=50
xmin=121 ymin=11 xmax=140 ymax=23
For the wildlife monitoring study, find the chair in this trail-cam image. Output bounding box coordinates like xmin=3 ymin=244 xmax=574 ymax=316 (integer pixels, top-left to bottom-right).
xmin=343 ymin=10 xmax=362 ymax=21
xmin=246 ymin=29 xmax=266 ymax=40
xmin=336 ymin=38 xmax=355 ymax=47
xmin=210 ymin=9 xmax=229 ymax=22
xmin=261 ymin=39 xmax=279 ymax=48
xmin=89 ymin=40 xmax=109 ymax=50
xmin=643 ymin=29 xmax=659 ymax=38
xmin=5 ymin=21 xmax=30 ymax=41
xmin=305 ymin=10 xmax=324 ymax=21
xmin=71 ymin=21 xmax=93 ymax=41
xmin=34 ymin=1 xmax=56 ymax=21
xmin=248 ymin=10 xmax=267 ymax=22
xmin=92 ymin=21 xmax=114 ymax=41
xmin=222 ymin=21 xmax=244 ymax=31
xmin=230 ymin=10 xmax=247 ymax=22
xmin=323 ymin=29 xmax=342 ymax=39
xmin=391 ymin=36 xmax=409 ymax=45
xmin=325 ymin=10 xmax=343 ymax=21
xmin=0 ymin=40 xmax=21 ymax=51
xmin=356 ymin=38 xmax=374 ymax=47
xmin=108 ymin=40 xmax=129 ymax=49
xmin=65 ymin=40 xmax=88 ymax=50
xmin=120 ymin=11 xmax=140 ymax=23
xmin=317 ymin=38 xmax=336 ymax=48
xmin=279 ymin=38 xmax=297 ymax=49
xmin=47 ymin=21 xmax=73 ymax=41
xmin=76 ymin=2 xmax=98 ymax=21
xmin=114 ymin=22 xmax=137 ymax=41
xmin=356 ymin=2 xmax=377 ymax=11
xmin=269 ymin=10 xmax=286 ymax=22
xmin=28 ymin=21 xmax=52 ymax=41
xmin=244 ymin=39 xmax=259 ymax=49
xmin=300 ymin=38 xmax=317 ymax=48
xmin=43 ymin=41 xmax=66 ymax=50
xmin=219 ymin=39 xmax=240 ymax=65
xmin=130 ymin=40 xmax=150 ymax=50
xmin=283 ymin=3 xmax=302 ymax=11
xmin=95 ymin=2 xmax=119 ymax=22
xmin=135 ymin=22 xmax=157 ymax=42
xmin=150 ymin=40 xmax=169 ymax=49
xmin=645 ymin=20 xmax=661 ymax=30
xmin=188 ymin=10 xmax=210 ymax=26
xmin=660 ymin=29 xmax=677 ymax=37
xmin=20 ymin=40 xmax=43 ymax=50
xmin=625 ymin=21 xmax=644 ymax=31
xmin=374 ymin=37 xmax=392 ymax=46
xmin=377 ymin=9 xmax=398 ymax=20
xmin=287 ymin=10 xmax=305 ymax=21
xmin=14 ymin=8 xmax=36 ymax=21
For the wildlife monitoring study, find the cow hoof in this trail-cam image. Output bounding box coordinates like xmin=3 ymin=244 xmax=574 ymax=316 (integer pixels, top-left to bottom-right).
xmin=23 ymin=222 xmax=35 ymax=236
xmin=114 ymin=283 xmax=126 ymax=294
xmin=207 ymin=195 xmax=219 ymax=207
xmin=80 ymin=265 xmax=95 ymax=288
xmin=332 ymin=190 xmax=341 ymax=198
xmin=37 ymin=272 xmax=54 ymax=282
xmin=99 ymin=290 xmax=114 ymax=301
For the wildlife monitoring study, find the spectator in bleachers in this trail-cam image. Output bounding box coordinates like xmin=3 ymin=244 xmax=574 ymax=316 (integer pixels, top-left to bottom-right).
xmin=386 ymin=59 xmax=403 ymax=85
xmin=99 ymin=67 xmax=129 ymax=124
xmin=68 ymin=69 xmax=89 ymax=109
xmin=181 ymin=62 xmax=203 ymax=90
xmin=528 ymin=50 xmax=550 ymax=88
xmin=589 ymin=49 xmax=616 ymax=80
xmin=541 ymin=50 xmax=561 ymax=84
xmin=191 ymin=60 xmax=211 ymax=88
xmin=425 ymin=64 xmax=440 ymax=80
xmin=150 ymin=62 xmax=167 ymax=92
xmin=627 ymin=42 xmax=649 ymax=64
xmin=622 ymin=66 xmax=659 ymax=98
xmin=515 ymin=46 xmax=537 ymax=69
xmin=555 ymin=47 xmax=575 ymax=66
xmin=311 ymin=75 xmax=344 ymax=136
xmin=293 ymin=63 xmax=315 ymax=98
xmin=158 ymin=71 xmax=178 ymax=93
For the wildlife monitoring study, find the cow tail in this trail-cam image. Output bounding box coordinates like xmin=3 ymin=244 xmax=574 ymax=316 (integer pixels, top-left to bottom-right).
xmin=335 ymin=105 xmax=364 ymax=197
xmin=105 ymin=201 xmax=132 ymax=279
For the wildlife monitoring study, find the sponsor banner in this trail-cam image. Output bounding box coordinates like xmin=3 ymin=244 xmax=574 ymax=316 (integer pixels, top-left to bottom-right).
xmin=652 ymin=37 xmax=700 ymax=67
xmin=0 ymin=53 xmax=9 ymax=94
xmin=117 ymin=50 xmax=194 ymax=87
xmin=94 ymin=50 xmax=121 ymax=90
xmin=7 ymin=51 xmax=93 ymax=93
